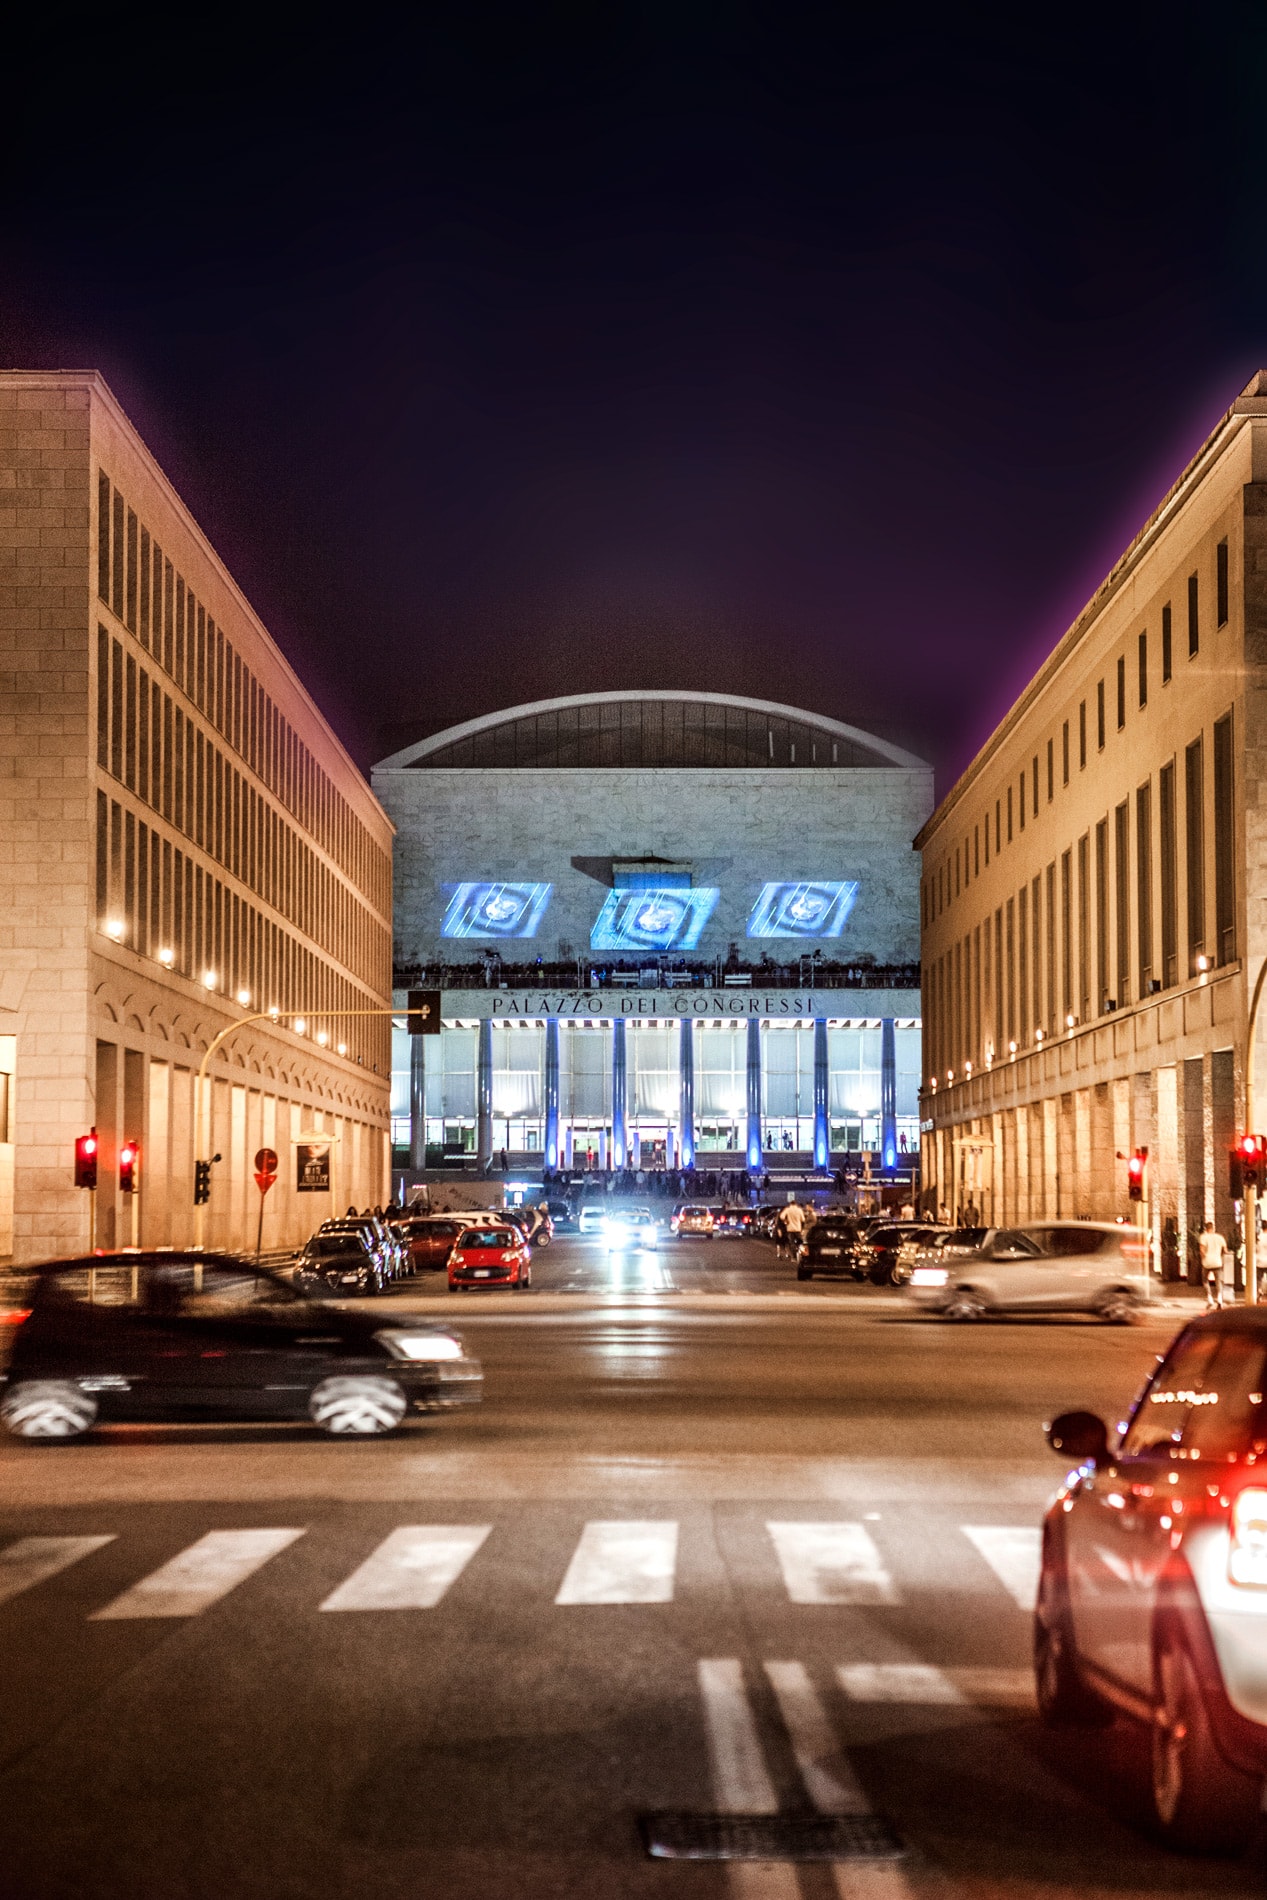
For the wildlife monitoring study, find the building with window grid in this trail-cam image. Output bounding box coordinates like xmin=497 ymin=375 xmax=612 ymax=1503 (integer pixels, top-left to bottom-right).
xmin=0 ymin=372 xmax=394 ymax=1263
xmin=917 ymin=370 xmax=1267 ymax=1274
xmin=373 ymin=693 xmax=930 ymax=1180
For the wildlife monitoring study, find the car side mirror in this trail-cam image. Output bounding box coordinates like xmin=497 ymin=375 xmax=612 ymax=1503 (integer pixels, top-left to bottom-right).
xmin=1046 ymin=1410 xmax=1109 ymax=1464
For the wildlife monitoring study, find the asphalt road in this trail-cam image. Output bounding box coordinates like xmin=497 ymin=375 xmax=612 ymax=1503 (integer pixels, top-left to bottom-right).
xmin=0 ymin=1235 xmax=1257 ymax=1899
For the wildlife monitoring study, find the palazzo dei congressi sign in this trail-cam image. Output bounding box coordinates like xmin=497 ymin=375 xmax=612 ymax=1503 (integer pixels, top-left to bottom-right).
xmin=437 ymin=988 xmax=919 ymax=1021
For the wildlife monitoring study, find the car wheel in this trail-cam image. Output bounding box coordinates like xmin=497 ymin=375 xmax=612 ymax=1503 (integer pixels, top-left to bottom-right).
xmin=308 ymin=1376 xmax=408 ymax=1436
xmin=943 ymin=1287 xmax=986 ymax=1321
xmin=1034 ymin=1530 xmax=1109 ymax=1727
xmin=1 ymin=1380 xmax=99 ymax=1441
xmin=1150 ymin=1627 xmax=1264 ymax=1853
xmin=1095 ymin=1287 xmax=1137 ymax=1325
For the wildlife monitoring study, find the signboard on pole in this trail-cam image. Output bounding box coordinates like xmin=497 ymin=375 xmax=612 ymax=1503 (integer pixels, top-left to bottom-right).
xmin=296 ymin=1143 xmax=331 ymax=1193
xmin=254 ymin=1147 xmax=279 ymax=1193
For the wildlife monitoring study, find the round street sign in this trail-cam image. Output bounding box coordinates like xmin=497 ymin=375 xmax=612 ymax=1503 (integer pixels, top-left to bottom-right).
xmin=254 ymin=1171 xmax=277 ymax=1194
xmin=254 ymin=1147 xmax=279 ymax=1173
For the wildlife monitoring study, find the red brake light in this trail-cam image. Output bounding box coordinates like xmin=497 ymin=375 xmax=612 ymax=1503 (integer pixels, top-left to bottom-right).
xmin=1230 ymin=1487 xmax=1267 ymax=1587
xmin=1 ymin=1308 xmax=30 ymax=1326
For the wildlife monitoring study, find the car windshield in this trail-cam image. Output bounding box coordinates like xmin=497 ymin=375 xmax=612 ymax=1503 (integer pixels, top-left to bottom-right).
xmin=307 ymin=1235 xmax=369 ymax=1259
xmin=458 ymin=1229 xmax=515 ymax=1250
xmin=1122 ymin=1327 xmax=1267 ymax=1460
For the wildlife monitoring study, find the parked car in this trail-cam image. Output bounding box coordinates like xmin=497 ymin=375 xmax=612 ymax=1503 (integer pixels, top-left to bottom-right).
xmin=673 ymin=1204 xmax=715 ymax=1238
xmin=1036 ymin=1309 xmax=1267 ymax=1851
xmin=714 ymin=1207 xmax=754 ymax=1238
xmin=906 ymin=1221 xmax=1150 ymax=1320
xmin=603 ymin=1206 xmax=658 ymax=1252
xmin=387 ymin=1215 xmax=466 ymax=1273
xmin=850 ymin=1221 xmax=945 ymax=1285
xmin=294 ymin=1231 xmax=388 ymax=1296
xmin=795 ymin=1217 xmax=869 ymax=1280
xmin=0 ymin=1254 xmax=481 ymax=1439
xmin=448 ymin=1223 xmax=532 ymax=1291
xmin=546 ymin=1198 xmax=576 ymax=1233
xmin=319 ymin=1216 xmax=404 ymax=1282
xmin=577 ymin=1204 xmax=610 ymax=1236
xmin=752 ymin=1203 xmax=781 ymax=1238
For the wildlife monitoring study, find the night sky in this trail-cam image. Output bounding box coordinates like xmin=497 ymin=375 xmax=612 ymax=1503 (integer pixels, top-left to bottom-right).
xmin=4 ymin=10 xmax=1266 ymax=793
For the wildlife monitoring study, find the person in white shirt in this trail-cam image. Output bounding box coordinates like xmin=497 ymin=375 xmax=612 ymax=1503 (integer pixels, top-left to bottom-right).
xmin=1199 ymin=1220 xmax=1229 ymax=1310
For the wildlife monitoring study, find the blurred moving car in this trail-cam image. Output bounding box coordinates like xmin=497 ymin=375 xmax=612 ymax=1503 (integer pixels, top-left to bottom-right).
xmin=795 ymin=1216 xmax=869 ymax=1280
xmin=673 ymin=1204 xmax=715 ymax=1238
xmin=295 ymin=1231 xmax=388 ymax=1296
xmin=1036 ymin=1310 xmax=1267 ymax=1851
xmin=906 ymin=1221 xmax=1150 ymax=1320
xmin=388 ymin=1214 xmax=466 ymax=1273
xmin=714 ymin=1208 xmax=754 ymax=1238
xmin=604 ymin=1206 xmax=658 ymax=1252
xmin=577 ymin=1205 xmax=609 ymax=1236
xmin=448 ymin=1223 xmax=532 ymax=1291
xmin=0 ymin=1254 xmax=481 ymax=1439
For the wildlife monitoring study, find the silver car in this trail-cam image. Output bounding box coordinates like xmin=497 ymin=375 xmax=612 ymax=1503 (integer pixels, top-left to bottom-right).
xmin=1037 ymin=1311 xmax=1267 ymax=1851
xmin=906 ymin=1220 xmax=1151 ymax=1321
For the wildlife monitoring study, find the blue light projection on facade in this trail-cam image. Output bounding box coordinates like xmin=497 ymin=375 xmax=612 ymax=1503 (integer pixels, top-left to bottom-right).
xmin=590 ymin=887 xmax=718 ymax=952
xmin=747 ymin=880 xmax=859 ymax=940
xmin=441 ymin=882 xmax=552 ymax=940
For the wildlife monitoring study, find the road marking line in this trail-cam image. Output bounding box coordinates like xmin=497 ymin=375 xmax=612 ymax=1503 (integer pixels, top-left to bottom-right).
xmin=90 ymin=1529 xmax=304 ymax=1619
xmin=838 ymin=1663 xmax=1033 ymax=1707
xmin=319 ymin=1526 xmax=490 ymax=1611
xmin=765 ymin=1661 xmax=917 ymax=1899
xmin=767 ymin=1523 xmax=899 ymax=1605
xmin=962 ymin=1526 xmax=1041 ymax=1610
xmin=698 ymin=1659 xmax=799 ymax=1900
xmin=555 ymin=1520 xmax=678 ymax=1604
xmin=0 ymin=1535 xmax=115 ymax=1608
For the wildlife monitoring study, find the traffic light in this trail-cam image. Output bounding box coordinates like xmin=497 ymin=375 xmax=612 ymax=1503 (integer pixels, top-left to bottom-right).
xmin=119 ymin=1140 xmax=138 ymax=1195
xmin=194 ymin=1159 xmax=211 ymax=1206
xmin=1127 ymin=1148 xmax=1148 ymax=1202
xmin=1237 ymin=1133 xmax=1266 ymax=1195
xmin=74 ymin=1130 xmax=98 ymax=1190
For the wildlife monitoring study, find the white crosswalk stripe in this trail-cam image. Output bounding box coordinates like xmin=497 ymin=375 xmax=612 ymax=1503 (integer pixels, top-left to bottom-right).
xmin=698 ymin=1659 xmax=799 ymax=1900
xmin=962 ymin=1525 xmax=1042 ymax=1610
xmin=319 ymin=1526 xmax=490 ymax=1611
xmin=767 ymin=1522 xmax=899 ymax=1605
xmin=90 ymin=1529 xmax=304 ymax=1620
xmin=555 ymin=1520 xmax=678 ymax=1604
xmin=837 ymin=1662 xmax=1033 ymax=1707
xmin=0 ymin=1535 xmax=116 ymax=1608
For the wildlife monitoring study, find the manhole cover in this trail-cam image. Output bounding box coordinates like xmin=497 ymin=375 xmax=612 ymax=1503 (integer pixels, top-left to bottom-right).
xmin=640 ymin=1812 xmax=906 ymax=1862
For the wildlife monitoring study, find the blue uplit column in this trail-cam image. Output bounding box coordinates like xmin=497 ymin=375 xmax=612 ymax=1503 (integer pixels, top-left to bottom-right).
xmin=409 ymin=1032 xmax=427 ymax=1170
xmin=746 ymin=1017 xmax=763 ymax=1172
xmin=880 ymin=1017 xmax=898 ymax=1170
xmin=813 ymin=1016 xmax=829 ymax=1171
xmin=679 ymin=1018 xmax=695 ymax=1168
xmin=611 ymin=1018 xmax=627 ymax=1167
xmin=543 ymin=1017 xmax=559 ymax=1171
xmin=476 ymin=1018 xmax=493 ymax=1171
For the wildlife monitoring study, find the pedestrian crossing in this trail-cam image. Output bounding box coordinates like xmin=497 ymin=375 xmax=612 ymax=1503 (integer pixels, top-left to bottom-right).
xmin=0 ymin=1516 xmax=1043 ymax=1627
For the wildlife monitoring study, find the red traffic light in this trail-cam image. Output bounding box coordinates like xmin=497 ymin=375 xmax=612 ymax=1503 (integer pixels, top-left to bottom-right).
xmin=1237 ymin=1134 xmax=1266 ymax=1194
xmin=119 ymin=1140 xmax=138 ymax=1195
xmin=74 ymin=1130 xmax=98 ymax=1190
xmin=1127 ymin=1148 xmax=1147 ymax=1201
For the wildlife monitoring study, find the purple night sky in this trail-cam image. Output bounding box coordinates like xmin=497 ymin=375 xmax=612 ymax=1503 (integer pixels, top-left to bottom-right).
xmin=3 ymin=11 xmax=1266 ymax=792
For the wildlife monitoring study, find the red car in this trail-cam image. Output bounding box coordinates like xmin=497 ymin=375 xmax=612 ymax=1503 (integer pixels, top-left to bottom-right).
xmin=391 ymin=1215 xmax=466 ymax=1272
xmin=448 ymin=1223 xmax=532 ymax=1291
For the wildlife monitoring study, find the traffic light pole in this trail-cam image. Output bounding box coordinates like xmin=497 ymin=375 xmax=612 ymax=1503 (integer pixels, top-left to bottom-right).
xmin=1243 ymin=958 xmax=1267 ymax=1308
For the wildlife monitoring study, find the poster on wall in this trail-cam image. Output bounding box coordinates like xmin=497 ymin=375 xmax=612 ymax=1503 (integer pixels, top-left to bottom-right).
xmin=747 ymin=880 xmax=859 ymax=939
xmin=590 ymin=887 xmax=718 ymax=952
xmin=441 ymin=882 xmax=552 ymax=939
xmin=296 ymin=1143 xmax=331 ymax=1193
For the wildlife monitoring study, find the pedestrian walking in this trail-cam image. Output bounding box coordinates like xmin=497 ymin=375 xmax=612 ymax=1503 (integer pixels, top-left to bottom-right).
xmin=1200 ymin=1220 xmax=1229 ymax=1310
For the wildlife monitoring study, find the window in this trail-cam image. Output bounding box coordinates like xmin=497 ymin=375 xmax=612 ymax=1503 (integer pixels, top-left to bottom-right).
xmin=974 ymin=825 xmax=979 ymax=877
xmin=1217 ymin=539 xmax=1229 ymax=628
xmin=1160 ymin=759 xmax=1177 ymax=987
xmin=1018 ymin=888 xmax=1029 ymax=1042
xmin=1114 ymin=800 xmax=1129 ymax=1008
xmin=1032 ymin=754 xmax=1039 ymax=815
xmin=995 ymin=799 xmax=1001 ymax=855
xmin=1061 ymin=849 xmax=1072 ymax=1019
xmin=1077 ymin=833 xmax=1090 ymax=1022
xmin=1214 ymin=712 xmax=1235 ymax=965
xmin=1097 ymin=680 xmax=1106 ymax=749
xmin=1062 ymin=720 xmax=1069 ymax=786
xmin=1138 ymin=631 xmax=1147 ymax=708
xmin=1188 ymin=573 xmax=1199 ymax=657
xmin=1046 ymin=861 xmax=1056 ymax=1032
xmin=1006 ymin=898 xmax=1016 ymax=1045
xmin=1162 ymin=603 xmax=1172 ymax=681
xmin=1079 ymin=701 xmax=1086 ymax=769
xmin=1137 ymin=781 xmax=1152 ymax=996
xmin=1019 ymin=775 xmax=1025 ymax=832
xmin=1007 ymin=788 xmax=1013 ymax=844
xmin=1116 ymin=655 xmax=1125 ymax=730
xmin=1032 ymin=873 xmax=1042 ymax=1029
xmin=1186 ymin=736 xmax=1205 ymax=966
xmin=1122 ymin=1328 xmax=1266 ymax=1462
xmin=1095 ymin=818 xmax=1109 ymax=1008
xmin=1047 ymin=738 xmax=1054 ymax=802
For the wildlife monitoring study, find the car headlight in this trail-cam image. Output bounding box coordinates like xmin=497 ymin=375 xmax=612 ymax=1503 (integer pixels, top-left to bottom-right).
xmin=375 ymin=1330 xmax=465 ymax=1362
xmin=910 ymin=1268 xmax=949 ymax=1287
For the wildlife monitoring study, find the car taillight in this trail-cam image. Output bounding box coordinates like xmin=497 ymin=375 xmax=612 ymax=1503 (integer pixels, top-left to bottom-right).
xmin=1229 ymin=1487 xmax=1267 ymax=1587
xmin=1 ymin=1309 xmax=30 ymax=1326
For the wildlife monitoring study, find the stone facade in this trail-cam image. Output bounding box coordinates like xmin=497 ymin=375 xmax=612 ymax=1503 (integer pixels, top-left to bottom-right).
xmin=0 ymin=372 xmax=394 ymax=1263
xmin=917 ymin=371 xmax=1267 ymax=1274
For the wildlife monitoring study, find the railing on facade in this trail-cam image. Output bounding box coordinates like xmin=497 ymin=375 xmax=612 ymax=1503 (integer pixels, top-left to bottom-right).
xmin=392 ymin=958 xmax=922 ymax=994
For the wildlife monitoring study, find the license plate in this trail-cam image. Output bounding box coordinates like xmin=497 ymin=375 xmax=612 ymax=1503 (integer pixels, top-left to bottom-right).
xmin=474 ymin=1269 xmax=491 ymax=1278
xmin=821 ymin=1248 xmax=840 ymax=1257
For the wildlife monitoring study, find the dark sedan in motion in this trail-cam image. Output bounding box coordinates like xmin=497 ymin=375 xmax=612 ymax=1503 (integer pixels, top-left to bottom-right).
xmin=0 ymin=1253 xmax=482 ymax=1439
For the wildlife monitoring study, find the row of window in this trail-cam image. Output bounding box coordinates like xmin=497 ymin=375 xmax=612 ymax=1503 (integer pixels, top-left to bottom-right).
xmin=97 ymin=472 xmax=390 ymax=913
xmin=96 ymin=629 xmax=388 ymax=991
xmin=924 ymin=545 xmax=1230 ymax=923
xmin=416 ymin=701 xmax=883 ymax=770
xmin=94 ymin=795 xmax=390 ymax=1077
xmin=924 ymin=717 xmax=1235 ymax=1082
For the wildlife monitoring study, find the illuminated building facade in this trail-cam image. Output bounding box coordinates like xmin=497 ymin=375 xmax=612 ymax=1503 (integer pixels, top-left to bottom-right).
xmin=0 ymin=372 xmax=394 ymax=1263
xmin=373 ymin=693 xmax=930 ymax=1176
xmin=917 ymin=372 xmax=1267 ymax=1270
